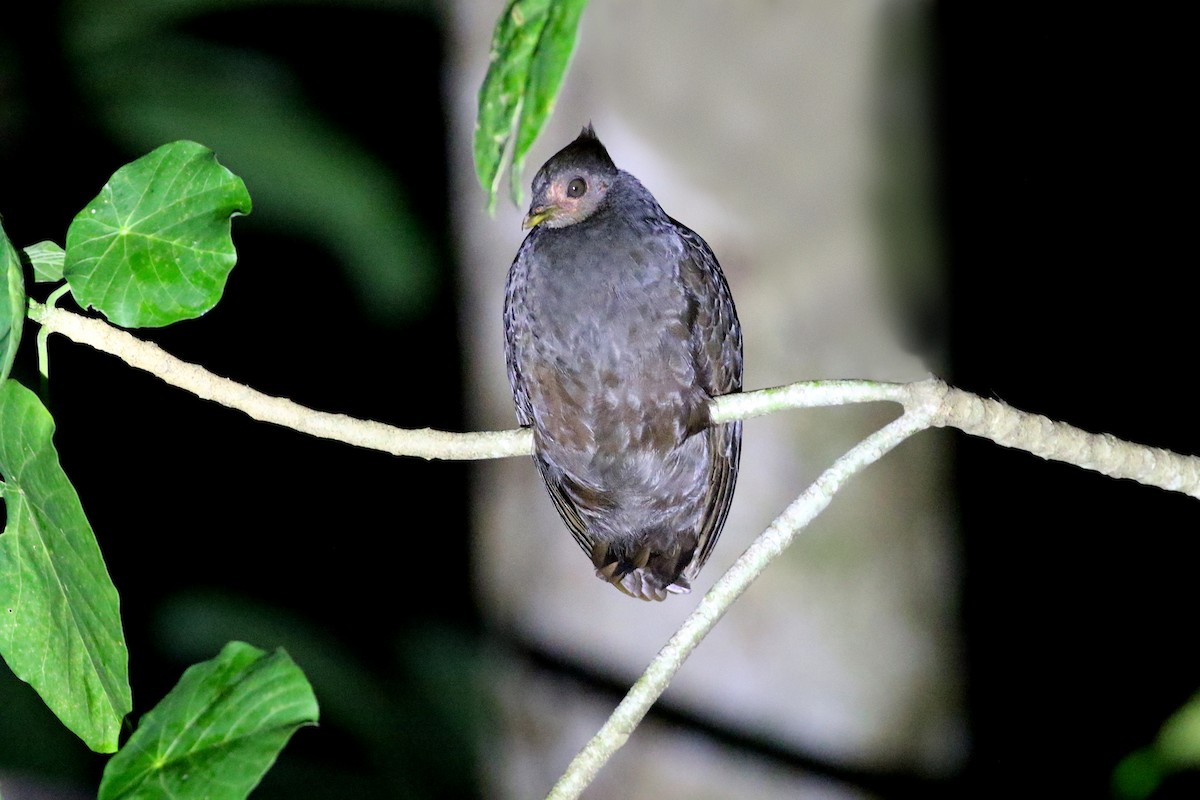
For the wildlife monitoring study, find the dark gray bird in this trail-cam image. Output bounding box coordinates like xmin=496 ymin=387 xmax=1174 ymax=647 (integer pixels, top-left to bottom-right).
xmin=503 ymin=125 xmax=742 ymax=601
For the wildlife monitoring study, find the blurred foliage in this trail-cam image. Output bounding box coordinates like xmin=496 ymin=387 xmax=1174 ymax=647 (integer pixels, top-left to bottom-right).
xmin=0 ymin=660 xmax=93 ymax=785
xmin=1114 ymin=690 xmax=1200 ymax=799
xmin=156 ymin=591 xmax=486 ymax=800
xmin=61 ymin=0 xmax=439 ymax=324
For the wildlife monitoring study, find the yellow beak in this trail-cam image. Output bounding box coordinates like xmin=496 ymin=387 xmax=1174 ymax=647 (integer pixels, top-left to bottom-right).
xmin=523 ymin=205 xmax=557 ymax=229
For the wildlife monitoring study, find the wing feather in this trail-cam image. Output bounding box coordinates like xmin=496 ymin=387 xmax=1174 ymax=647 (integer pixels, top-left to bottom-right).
xmin=673 ymin=220 xmax=743 ymax=579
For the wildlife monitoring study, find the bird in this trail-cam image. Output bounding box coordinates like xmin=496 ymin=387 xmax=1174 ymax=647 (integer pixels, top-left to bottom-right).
xmin=503 ymin=124 xmax=743 ymax=601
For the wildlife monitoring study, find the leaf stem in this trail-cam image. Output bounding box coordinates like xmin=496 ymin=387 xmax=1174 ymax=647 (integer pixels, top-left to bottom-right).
xmin=37 ymin=284 xmax=71 ymax=383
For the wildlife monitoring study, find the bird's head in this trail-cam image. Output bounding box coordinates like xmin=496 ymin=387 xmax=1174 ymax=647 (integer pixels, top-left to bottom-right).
xmin=523 ymin=124 xmax=618 ymax=229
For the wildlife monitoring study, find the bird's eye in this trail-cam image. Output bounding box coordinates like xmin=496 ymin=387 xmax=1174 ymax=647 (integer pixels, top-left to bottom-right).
xmin=567 ymin=177 xmax=587 ymax=198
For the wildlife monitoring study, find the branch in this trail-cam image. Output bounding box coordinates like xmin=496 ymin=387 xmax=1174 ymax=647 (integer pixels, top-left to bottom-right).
xmin=926 ymin=382 xmax=1200 ymax=498
xmin=717 ymin=379 xmax=1200 ymax=499
xmin=28 ymin=301 xmax=528 ymax=461
xmin=544 ymin=382 xmax=1199 ymax=796
xmin=27 ymin=304 xmax=1200 ymax=498
xmin=546 ymin=407 xmax=933 ymax=799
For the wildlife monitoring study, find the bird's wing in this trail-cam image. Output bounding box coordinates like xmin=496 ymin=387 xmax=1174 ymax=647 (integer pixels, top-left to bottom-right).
xmin=674 ymin=222 xmax=743 ymax=401
xmin=534 ymin=455 xmax=599 ymax=555
xmin=674 ymin=221 xmax=744 ymax=576
xmin=503 ymin=238 xmax=537 ymax=429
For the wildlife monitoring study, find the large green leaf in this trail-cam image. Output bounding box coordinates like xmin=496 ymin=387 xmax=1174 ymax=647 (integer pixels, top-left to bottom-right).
xmin=474 ymin=0 xmax=589 ymax=212
xmin=64 ymin=140 xmax=251 ymax=328
xmin=99 ymin=641 xmax=319 ymax=800
xmin=0 ymin=223 xmax=25 ymax=384
xmin=0 ymin=380 xmax=130 ymax=752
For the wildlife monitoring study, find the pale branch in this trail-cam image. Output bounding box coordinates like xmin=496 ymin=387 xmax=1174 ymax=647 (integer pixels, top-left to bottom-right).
xmin=27 ymin=303 xmax=1200 ymax=498
xmin=27 ymin=301 xmax=528 ymax=461
xmin=715 ymin=379 xmax=1200 ymax=498
xmin=546 ymin=381 xmax=1200 ymax=796
xmin=709 ymin=377 xmax=910 ymax=422
xmin=547 ymin=408 xmax=935 ymax=799
xmin=926 ymin=383 xmax=1200 ymax=499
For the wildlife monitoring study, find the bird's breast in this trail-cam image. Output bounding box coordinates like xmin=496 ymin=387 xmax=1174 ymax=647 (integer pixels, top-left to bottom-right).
xmin=516 ymin=225 xmax=702 ymax=459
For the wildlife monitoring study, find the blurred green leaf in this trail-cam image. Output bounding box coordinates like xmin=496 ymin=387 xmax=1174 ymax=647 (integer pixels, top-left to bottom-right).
xmin=1113 ymin=690 xmax=1200 ymax=799
xmin=0 ymin=380 xmax=130 ymax=753
xmin=475 ymin=0 xmax=588 ymax=212
xmin=63 ymin=140 xmax=250 ymax=328
xmin=66 ymin=11 xmax=438 ymax=324
xmin=1 ymin=223 xmax=24 ymax=384
xmin=156 ymin=591 xmax=393 ymax=745
xmin=0 ymin=659 xmax=93 ymax=784
xmin=24 ymin=240 xmax=66 ymax=283
xmin=1112 ymin=748 xmax=1162 ymax=800
xmin=98 ymin=641 xmax=319 ymax=800
xmin=1157 ymin=690 xmax=1200 ymax=767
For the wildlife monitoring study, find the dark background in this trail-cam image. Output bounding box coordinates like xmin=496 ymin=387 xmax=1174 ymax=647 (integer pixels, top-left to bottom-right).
xmin=2 ymin=4 xmax=1197 ymax=798
xmin=938 ymin=7 xmax=1198 ymax=799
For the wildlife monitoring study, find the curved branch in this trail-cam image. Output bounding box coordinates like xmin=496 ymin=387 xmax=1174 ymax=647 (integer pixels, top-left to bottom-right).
xmin=545 ymin=380 xmax=1199 ymax=796
xmin=27 ymin=304 xmax=1200 ymax=498
xmin=28 ymin=301 xmax=529 ymax=460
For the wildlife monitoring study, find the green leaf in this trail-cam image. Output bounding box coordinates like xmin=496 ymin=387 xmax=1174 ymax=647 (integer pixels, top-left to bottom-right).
xmin=64 ymin=140 xmax=251 ymax=328
xmin=474 ymin=0 xmax=588 ymax=212
xmin=0 ymin=380 xmax=130 ymax=752
xmin=99 ymin=641 xmax=319 ymax=800
xmin=24 ymin=240 xmax=66 ymax=283
xmin=1 ymin=223 xmax=25 ymax=384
